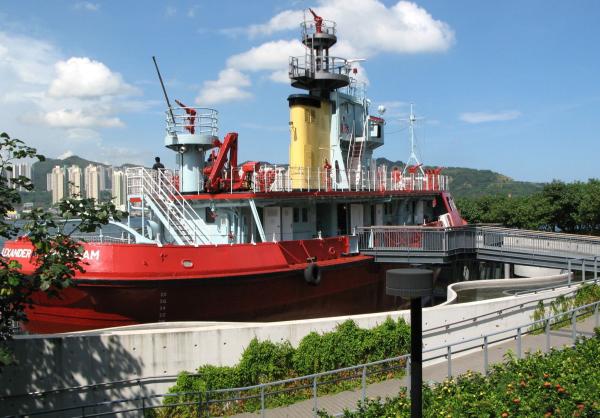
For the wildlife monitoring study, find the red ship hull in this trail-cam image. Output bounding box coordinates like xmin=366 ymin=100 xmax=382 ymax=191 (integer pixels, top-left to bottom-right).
xmin=3 ymin=237 xmax=399 ymax=334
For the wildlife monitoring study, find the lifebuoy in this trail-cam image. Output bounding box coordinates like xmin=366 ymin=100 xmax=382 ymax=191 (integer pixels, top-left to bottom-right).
xmin=328 ymin=246 xmax=336 ymax=256
xmin=304 ymin=263 xmax=321 ymax=285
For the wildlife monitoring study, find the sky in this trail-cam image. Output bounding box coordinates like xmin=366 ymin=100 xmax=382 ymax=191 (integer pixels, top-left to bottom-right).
xmin=0 ymin=0 xmax=599 ymax=182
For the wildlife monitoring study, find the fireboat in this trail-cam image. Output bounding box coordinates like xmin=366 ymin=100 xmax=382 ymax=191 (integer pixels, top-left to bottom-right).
xmin=4 ymin=10 xmax=464 ymax=333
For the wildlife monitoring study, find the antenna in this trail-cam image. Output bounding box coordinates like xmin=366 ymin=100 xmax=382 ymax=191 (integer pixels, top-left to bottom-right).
xmin=152 ymin=56 xmax=177 ymax=134
xmin=403 ymin=103 xmax=425 ymax=175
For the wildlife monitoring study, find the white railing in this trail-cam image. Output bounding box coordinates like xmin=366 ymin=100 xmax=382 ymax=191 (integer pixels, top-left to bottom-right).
xmin=250 ymin=165 xmax=449 ymax=193
xmin=127 ymin=165 xmax=447 ymax=196
xmin=301 ymin=18 xmax=336 ymax=37
xmin=289 ymin=55 xmax=349 ymax=78
xmin=126 ymin=167 xmax=209 ymax=246
xmin=165 ymin=107 xmax=218 ymax=137
xmin=357 ymin=225 xmax=600 ymax=269
xmin=71 ymin=235 xmax=130 ymax=244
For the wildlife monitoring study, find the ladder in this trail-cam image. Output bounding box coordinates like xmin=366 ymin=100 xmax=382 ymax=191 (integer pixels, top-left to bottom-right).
xmin=127 ymin=168 xmax=210 ymax=246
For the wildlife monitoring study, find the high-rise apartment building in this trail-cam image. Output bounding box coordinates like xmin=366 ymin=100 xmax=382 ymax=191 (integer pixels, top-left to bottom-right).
xmin=5 ymin=163 xmax=32 ymax=191
xmin=111 ymin=170 xmax=127 ymax=211
xmin=50 ymin=165 xmax=66 ymax=204
xmin=84 ymin=164 xmax=101 ymax=200
xmin=67 ymin=165 xmax=83 ymax=197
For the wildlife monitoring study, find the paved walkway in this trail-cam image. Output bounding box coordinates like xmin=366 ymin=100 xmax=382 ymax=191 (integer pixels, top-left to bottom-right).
xmin=233 ymin=315 xmax=598 ymax=417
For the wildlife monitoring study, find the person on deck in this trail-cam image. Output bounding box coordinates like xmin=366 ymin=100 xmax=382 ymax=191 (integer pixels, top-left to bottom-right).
xmin=152 ymin=157 xmax=165 ymax=170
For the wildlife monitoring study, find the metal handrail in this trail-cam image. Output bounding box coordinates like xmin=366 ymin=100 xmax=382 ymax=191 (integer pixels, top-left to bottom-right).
xmin=357 ymin=225 xmax=600 ymax=260
xmin=15 ymin=299 xmax=599 ymax=417
xmin=126 ymin=167 xmax=210 ymax=245
xmin=289 ymin=55 xmax=349 ymax=77
xmin=301 ymin=19 xmax=336 ymax=36
xmin=148 ymin=168 xmax=209 ymax=245
xmin=165 ymin=106 xmax=218 ymax=137
xmin=250 ymin=165 xmax=449 ymax=193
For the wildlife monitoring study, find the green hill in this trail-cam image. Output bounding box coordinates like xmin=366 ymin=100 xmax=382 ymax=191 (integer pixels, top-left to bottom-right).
xmin=375 ymin=158 xmax=543 ymax=198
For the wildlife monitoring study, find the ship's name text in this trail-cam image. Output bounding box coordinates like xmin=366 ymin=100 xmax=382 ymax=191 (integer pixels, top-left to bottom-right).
xmin=2 ymin=248 xmax=100 ymax=261
xmin=1 ymin=248 xmax=32 ymax=259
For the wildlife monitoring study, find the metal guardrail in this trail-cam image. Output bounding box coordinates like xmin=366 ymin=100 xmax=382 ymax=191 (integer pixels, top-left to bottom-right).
xmin=126 ymin=167 xmax=209 ymax=245
xmin=124 ymin=165 xmax=448 ymax=196
xmin=357 ymin=225 xmax=600 ymax=271
xmin=289 ymin=55 xmax=349 ymax=78
xmin=165 ymin=107 xmax=218 ymax=137
xmin=301 ymin=19 xmax=336 ymax=37
xmin=14 ymin=299 xmax=600 ymax=418
xmin=251 ymin=165 xmax=448 ymax=193
xmin=70 ymin=235 xmax=129 ymax=244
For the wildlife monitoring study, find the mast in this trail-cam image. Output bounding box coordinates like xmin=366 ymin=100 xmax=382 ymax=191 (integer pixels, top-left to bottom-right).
xmin=403 ymin=103 xmax=425 ymax=175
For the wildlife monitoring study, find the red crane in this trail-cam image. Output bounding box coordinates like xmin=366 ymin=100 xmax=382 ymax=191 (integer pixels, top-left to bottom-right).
xmin=308 ymin=8 xmax=323 ymax=33
xmin=204 ymin=132 xmax=259 ymax=193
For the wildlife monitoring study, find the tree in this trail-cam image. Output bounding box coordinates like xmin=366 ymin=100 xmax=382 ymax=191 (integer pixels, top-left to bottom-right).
xmin=542 ymin=180 xmax=582 ymax=233
xmin=0 ymin=133 xmax=125 ymax=365
xmin=577 ymin=179 xmax=600 ymax=234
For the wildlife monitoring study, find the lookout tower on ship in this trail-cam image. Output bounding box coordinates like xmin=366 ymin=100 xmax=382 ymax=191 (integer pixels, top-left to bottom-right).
xmin=288 ymin=9 xmax=384 ymax=190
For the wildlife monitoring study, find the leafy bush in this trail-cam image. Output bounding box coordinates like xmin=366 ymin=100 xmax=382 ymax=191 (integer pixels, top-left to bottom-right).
xmin=330 ymin=331 xmax=600 ymax=417
xmin=531 ymin=284 xmax=600 ymax=333
xmin=160 ymin=317 xmax=410 ymax=416
xmin=238 ymin=338 xmax=294 ymax=384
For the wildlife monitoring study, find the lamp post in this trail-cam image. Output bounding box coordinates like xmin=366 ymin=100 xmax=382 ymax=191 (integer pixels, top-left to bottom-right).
xmin=386 ymin=268 xmax=433 ymax=418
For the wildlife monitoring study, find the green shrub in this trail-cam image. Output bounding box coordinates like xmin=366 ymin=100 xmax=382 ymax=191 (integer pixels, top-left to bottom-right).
xmin=162 ymin=317 xmax=411 ymax=416
xmin=363 ymin=317 xmax=411 ymax=362
xmin=531 ymin=284 xmax=600 ymax=333
xmin=292 ymin=318 xmax=410 ymax=376
xmin=293 ymin=320 xmax=368 ymax=375
xmin=237 ymin=338 xmax=294 ymax=384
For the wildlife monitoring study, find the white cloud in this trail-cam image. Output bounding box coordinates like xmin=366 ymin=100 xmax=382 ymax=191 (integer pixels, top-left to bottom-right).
xmin=247 ymin=10 xmax=304 ymax=37
xmin=243 ymin=0 xmax=454 ymax=56
xmin=66 ymin=128 xmax=101 ymax=140
xmin=202 ymin=0 xmax=454 ymax=105
xmin=48 ymin=57 xmax=137 ymax=98
xmin=268 ymin=69 xmax=291 ymax=84
xmin=227 ymin=39 xmax=304 ymax=72
xmin=459 ymin=110 xmax=522 ymax=124
xmin=74 ymin=2 xmax=100 ymax=12
xmin=0 ymin=32 xmax=59 ymax=85
xmin=43 ymin=109 xmax=124 ymax=128
xmin=58 ymin=150 xmax=74 ymax=159
xmin=197 ymin=40 xmax=303 ymax=100
xmin=195 ymin=68 xmax=252 ymax=105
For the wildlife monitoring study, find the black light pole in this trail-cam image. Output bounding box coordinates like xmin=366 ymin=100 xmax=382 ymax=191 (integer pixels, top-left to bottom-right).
xmin=386 ymin=268 xmax=433 ymax=418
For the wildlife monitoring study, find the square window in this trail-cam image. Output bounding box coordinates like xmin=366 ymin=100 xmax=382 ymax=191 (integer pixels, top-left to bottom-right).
xmin=293 ymin=207 xmax=299 ymax=223
xmin=302 ymin=208 xmax=308 ymax=223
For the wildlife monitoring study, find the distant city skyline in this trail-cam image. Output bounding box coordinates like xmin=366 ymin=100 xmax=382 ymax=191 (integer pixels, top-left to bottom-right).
xmin=47 ymin=162 xmax=114 ymax=203
xmin=0 ymin=1 xmax=599 ymax=182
